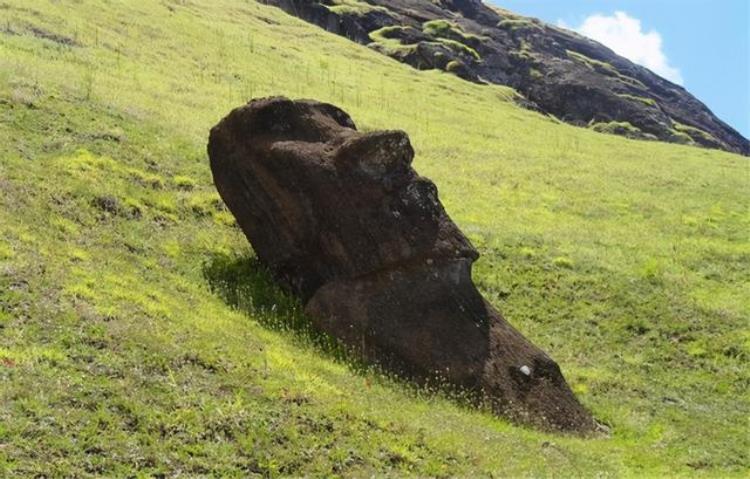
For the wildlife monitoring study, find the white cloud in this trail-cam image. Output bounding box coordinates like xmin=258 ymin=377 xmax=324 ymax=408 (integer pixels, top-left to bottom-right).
xmin=558 ymin=11 xmax=684 ymax=85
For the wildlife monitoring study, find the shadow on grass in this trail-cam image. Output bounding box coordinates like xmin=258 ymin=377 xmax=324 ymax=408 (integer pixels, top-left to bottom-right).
xmin=202 ymin=252 xmax=355 ymax=365
xmin=202 ymin=252 xmax=488 ymax=412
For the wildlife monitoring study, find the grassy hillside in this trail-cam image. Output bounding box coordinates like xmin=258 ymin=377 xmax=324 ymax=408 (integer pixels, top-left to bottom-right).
xmin=1 ymin=0 xmax=748 ymax=476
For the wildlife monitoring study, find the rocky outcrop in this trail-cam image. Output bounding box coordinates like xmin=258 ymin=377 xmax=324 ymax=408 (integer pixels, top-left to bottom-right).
xmin=208 ymin=97 xmax=596 ymax=432
xmin=260 ymin=0 xmax=749 ymax=155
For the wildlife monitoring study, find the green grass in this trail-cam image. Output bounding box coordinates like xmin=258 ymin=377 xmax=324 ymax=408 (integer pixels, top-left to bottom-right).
xmin=567 ymin=50 xmax=620 ymax=75
xmin=370 ymin=23 xmax=481 ymax=62
xmin=1 ymin=0 xmax=748 ymax=476
xmin=567 ymin=50 xmax=648 ymax=89
xmin=368 ymin=25 xmax=418 ymax=55
xmin=422 ymin=19 xmax=461 ymax=38
xmin=529 ymin=67 xmax=544 ymax=79
xmin=617 ymin=93 xmax=658 ymax=107
xmin=589 ymin=120 xmax=655 ymax=140
xmin=445 ymin=60 xmax=464 ymax=73
xmin=669 ymin=129 xmax=698 ymax=146
xmin=326 ymin=0 xmax=390 ymax=16
xmin=673 ymin=121 xmax=720 ymax=144
xmin=432 ymin=39 xmax=481 ymax=61
xmin=498 ymin=18 xmax=545 ymax=33
xmin=422 ymin=19 xmax=484 ymax=45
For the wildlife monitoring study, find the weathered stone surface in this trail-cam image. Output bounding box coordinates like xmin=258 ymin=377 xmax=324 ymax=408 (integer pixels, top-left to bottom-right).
xmin=208 ymin=97 xmax=596 ymax=432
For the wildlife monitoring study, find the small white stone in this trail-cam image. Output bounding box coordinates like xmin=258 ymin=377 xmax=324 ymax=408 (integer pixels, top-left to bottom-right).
xmin=520 ymin=365 xmax=531 ymax=376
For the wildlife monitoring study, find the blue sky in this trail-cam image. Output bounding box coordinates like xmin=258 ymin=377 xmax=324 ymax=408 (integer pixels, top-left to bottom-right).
xmin=492 ymin=0 xmax=750 ymax=138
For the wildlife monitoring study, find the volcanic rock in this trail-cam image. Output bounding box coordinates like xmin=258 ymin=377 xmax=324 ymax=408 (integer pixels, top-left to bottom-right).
xmin=259 ymin=0 xmax=749 ymax=155
xmin=208 ymin=96 xmax=596 ymax=432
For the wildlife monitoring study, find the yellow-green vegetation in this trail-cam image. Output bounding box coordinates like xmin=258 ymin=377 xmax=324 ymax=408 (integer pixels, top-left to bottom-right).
xmin=673 ymin=121 xmax=720 ymax=144
xmin=529 ymin=67 xmax=543 ymax=79
xmin=422 ymin=19 xmax=483 ymax=45
xmin=445 ymin=60 xmax=463 ymax=73
xmin=617 ymin=92 xmax=658 ymax=107
xmin=423 ymin=19 xmax=461 ymax=38
xmin=589 ymin=120 xmax=654 ymax=140
xmin=368 ymin=25 xmax=417 ymax=53
xmin=326 ymin=0 xmax=390 ymax=16
xmin=670 ymin=129 xmax=698 ymax=145
xmin=567 ymin=50 xmax=619 ymax=75
xmin=421 ymin=20 xmax=482 ymax=60
xmin=432 ymin=38 xmax=480 ymax=61
xmin=370 ymin=21 xmax=481 ymax=62
xmin=1 ymin=0 xmax=748 ymax=476
xmin=498 ymin=18 xmax=544 ymax=33
xmin=517 ymin=38 xmax=534 ymax=59
xmin=567 ymin=50 xmax=647 ymax=89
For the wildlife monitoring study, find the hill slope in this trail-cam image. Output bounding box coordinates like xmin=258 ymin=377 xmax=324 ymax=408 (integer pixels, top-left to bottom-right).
xmin=263 ymin=0 xmax=750 ymax=155
xmin=1 ymin=0 xmax=748 ymax=476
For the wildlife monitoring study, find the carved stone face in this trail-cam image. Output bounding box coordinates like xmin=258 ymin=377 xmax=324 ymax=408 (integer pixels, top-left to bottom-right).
xmin=209 ymin=97 xmax=596 ymax=433
xmin=209 ymin=96 xmax=477 ymax=299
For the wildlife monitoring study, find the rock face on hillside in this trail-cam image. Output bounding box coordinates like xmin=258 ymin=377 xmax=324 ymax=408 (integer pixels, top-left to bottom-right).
xmin=208 ymin=97 xmax=596 ymax=432
xmin=260 ymin=0 xmax=749 ymax=155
